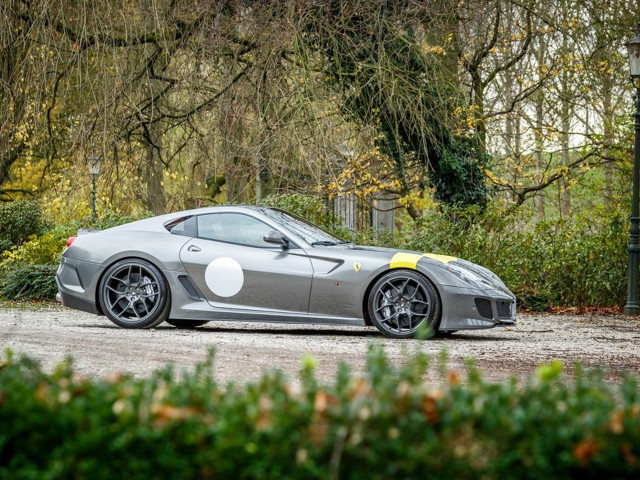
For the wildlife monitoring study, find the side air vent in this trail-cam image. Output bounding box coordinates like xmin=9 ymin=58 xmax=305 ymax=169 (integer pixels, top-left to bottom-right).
xmin=178 ymin=275 xmax=204 ymax=300
xmin=474 ymin=298 xmax=493 ymax=320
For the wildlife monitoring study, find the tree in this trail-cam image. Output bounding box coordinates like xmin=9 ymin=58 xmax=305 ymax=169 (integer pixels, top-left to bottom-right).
xmin=298 ymin=1 xmax=490 ymax=219
xmin=2 ymin=0 xmax=639 ymax=224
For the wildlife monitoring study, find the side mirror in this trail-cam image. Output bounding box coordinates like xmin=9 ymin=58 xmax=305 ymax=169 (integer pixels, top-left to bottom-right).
xmin=263 ymin=230 xmax=289 ymax=248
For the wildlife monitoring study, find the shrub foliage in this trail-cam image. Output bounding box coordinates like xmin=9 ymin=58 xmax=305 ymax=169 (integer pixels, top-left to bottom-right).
xmin=0 ymin=201 xmax=48 ymax=252
xmin=0 ymin=196 xmax=627 ymax=308
xmin=0 ymin=206 xmax=153 ymax=301
xmin=403 ymin=205 xmax=627 ymax=309
xmin=1 ymin=227 xmax=76 ymax=268
xmin=0 ymin=265 xmax=58 ymax=300
xmin=0 ymin=348 xmax=639 ymax=479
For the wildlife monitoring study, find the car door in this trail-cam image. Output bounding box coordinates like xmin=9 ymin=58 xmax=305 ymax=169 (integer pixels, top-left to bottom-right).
xmin=179 ymin=212 xmax=313 ymax=314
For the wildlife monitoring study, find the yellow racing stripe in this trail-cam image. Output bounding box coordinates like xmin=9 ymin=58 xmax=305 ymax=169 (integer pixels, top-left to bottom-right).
xmin=422 ymin=253 xmax=458 ymax=264
xmin=390 ymin=252 xmax=458 ymax=270
xmin=389 ymin=252 xmax=423 ymax=269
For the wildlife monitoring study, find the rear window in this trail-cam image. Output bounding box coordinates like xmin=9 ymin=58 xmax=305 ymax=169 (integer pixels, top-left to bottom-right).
xmin=164 ymin=216 xmax=197 ymax=237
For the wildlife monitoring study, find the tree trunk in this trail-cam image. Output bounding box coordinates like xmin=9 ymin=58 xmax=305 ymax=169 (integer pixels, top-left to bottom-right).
xmin=602 ymin=83 xmax=614 ymax=204
xmin=534 ymin=35 xmax=546 ymax=220
xmin=560 ymin=114 xmax=571 ymax=219
xmin=144 ymin=122 xmax=166 ymax=214
xmin=534 ymin=90 xmax=546 ymax=220
xmin=559 ymin=28 xmax=571 ymax=220
xmin=472 ymin=69 xmax=486 ymax=149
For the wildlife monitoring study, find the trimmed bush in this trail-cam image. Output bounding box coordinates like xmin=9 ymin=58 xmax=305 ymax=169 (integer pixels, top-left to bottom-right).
xmin=0 ymin=348 xmax=639 ymax=479
xmin=0 ymin=264 xmax=58 ymax=300
xmin=404 ymin=205 xmax=627 ymax=309
xmin=0 ymin=200 xmax=48 ymax=252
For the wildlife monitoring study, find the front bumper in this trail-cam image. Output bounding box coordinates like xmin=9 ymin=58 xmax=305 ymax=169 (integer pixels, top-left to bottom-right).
xmin=437 ymin=285 xmax=516 ymax=331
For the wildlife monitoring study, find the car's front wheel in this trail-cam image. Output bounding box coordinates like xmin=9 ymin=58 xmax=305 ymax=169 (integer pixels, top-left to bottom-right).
xmin=99 ymin=259 xmax=170 ymax=329
xmin=367 ymin=270 xmax=441 ymax=339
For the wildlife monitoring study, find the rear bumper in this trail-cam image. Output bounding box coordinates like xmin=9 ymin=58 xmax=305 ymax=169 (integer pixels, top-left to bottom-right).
xmin=56 ymin=257 xmax=102 ymax=315
xmin=56 ymin=289 xmax=100 ymax=314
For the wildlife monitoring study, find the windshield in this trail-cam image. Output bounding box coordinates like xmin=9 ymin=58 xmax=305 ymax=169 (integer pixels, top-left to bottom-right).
xmin=260 ymin=208 xmax=347 ymax=246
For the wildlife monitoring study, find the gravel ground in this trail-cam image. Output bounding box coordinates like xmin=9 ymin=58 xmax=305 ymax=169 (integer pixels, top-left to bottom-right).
xmin=1 ymin=305 xmax=639 ymax=385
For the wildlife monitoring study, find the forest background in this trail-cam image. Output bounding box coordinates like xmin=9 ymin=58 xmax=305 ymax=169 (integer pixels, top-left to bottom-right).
xmin=1 ymin=0 xmax=639 ymax=309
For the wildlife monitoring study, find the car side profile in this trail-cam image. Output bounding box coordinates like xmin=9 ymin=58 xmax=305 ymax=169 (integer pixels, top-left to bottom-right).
xmin=56 ymin=205 xmax=516 ymax=338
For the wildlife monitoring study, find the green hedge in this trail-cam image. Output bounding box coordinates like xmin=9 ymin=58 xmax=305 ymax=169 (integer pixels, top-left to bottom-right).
xmin=0 ymin=264 xmax=58 ymax=300
xmin=0 ymin=196 xmax=626 ymax=308
xmin=0 ymin=200 xmax=48 ymax=253
xmin=404 ymin=205 xmax=627 ymax=309
xmin=1 ymin=348 xmax=639 ymax=479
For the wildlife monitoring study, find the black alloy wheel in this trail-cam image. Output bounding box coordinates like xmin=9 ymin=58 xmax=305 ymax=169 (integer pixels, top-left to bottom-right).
xmin=367 ymin=270 xmax=441 ymax=339
xmin=99 ymin=259 xmax=170 ymax=328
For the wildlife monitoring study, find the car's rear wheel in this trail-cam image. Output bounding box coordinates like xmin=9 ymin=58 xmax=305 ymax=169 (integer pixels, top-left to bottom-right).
xmin=367 ymin=270 xmax=441 ymax=339
xmin=165 ymin=319 xmax=209 ymax=329
xmin=99 ymin=259 xmax=170 ymax=329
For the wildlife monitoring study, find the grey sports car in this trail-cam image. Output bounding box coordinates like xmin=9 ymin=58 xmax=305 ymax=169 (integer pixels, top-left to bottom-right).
xmin=56 ymin=205 xmax=516 ymax=338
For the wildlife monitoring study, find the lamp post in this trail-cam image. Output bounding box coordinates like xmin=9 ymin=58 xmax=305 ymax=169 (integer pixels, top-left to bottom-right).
xmin=624 ymin=24 xmax=640 ymax=315
xmin=88 ymin=151 xmax=101 ymax=221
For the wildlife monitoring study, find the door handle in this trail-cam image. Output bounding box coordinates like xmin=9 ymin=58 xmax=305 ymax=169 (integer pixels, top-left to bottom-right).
xmin=187 ymin=245 xmax=201 ymax=252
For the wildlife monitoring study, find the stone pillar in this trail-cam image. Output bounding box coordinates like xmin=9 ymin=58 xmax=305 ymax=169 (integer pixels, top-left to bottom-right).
xmin=334 ymin=194 xmax=356 ymax=231
xmin=372 ymin=197 xmax=395 ymax=234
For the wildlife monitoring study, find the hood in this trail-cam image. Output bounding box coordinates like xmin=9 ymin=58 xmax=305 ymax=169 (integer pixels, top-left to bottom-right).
xmin=362 ymin=247 xmax=512 ymax=297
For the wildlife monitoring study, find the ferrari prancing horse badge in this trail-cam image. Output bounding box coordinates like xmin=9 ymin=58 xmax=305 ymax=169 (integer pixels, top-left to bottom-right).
xmin=353 ymin=262 xmax=362 ymax=272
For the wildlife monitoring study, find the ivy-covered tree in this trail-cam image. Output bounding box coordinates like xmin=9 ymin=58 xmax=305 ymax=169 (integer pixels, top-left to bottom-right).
xmin=297 ymin=1 xmax=491 ymax=218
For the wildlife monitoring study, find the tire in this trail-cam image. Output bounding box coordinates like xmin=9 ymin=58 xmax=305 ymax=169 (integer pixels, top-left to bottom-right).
xmin=166 ymin=319 xmax=209 ymax=329
xmin=367 ymin=270 xmax=441 ymax=339
xmin=99 ymin=259 xmax=171 ymax=329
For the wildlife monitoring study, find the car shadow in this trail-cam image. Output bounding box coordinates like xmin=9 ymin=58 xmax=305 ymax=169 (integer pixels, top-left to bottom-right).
xmin=173 ymin=325 xmax=517 ymax=341
xmin=165 ymin=325 xmax=383 ymax=338
xmin=84 ymin=323 xmax=517 ymax=341
xmin=435 ymin=333 xmax=517 ymax=342
xmin=83 ymin=322 xmax=379 ymax=337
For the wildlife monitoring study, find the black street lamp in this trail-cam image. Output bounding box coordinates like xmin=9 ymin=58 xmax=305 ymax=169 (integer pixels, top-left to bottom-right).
xmin=88 ymin=151 xmax=101 ymax=221
xmin=624 ymin=24 xmax=640 ymax=316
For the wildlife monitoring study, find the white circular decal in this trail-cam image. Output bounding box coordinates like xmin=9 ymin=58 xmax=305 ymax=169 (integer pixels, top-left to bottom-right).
xmin=204 ymin=257 xmax=244 ymax=297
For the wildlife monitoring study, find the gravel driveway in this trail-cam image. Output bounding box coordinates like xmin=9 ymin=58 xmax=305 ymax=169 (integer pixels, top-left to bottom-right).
xmin=1 ymin=305 xmax=639 ymax=384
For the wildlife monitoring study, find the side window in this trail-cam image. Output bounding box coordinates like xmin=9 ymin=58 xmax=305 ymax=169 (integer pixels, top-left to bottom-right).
xmin=165 ymin=216 xmax=197 ymax=237
xmin=197 ymin=213 xmax=275 ymax=248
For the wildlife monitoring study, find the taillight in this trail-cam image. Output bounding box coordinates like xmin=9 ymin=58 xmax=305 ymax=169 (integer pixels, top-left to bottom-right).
xmin=66 ymin=237 xmax=77 ymax=247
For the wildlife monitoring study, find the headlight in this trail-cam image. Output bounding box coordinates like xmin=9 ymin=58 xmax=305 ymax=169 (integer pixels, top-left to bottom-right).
xmin=446 ymin=264 xmax=490 ymax=288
